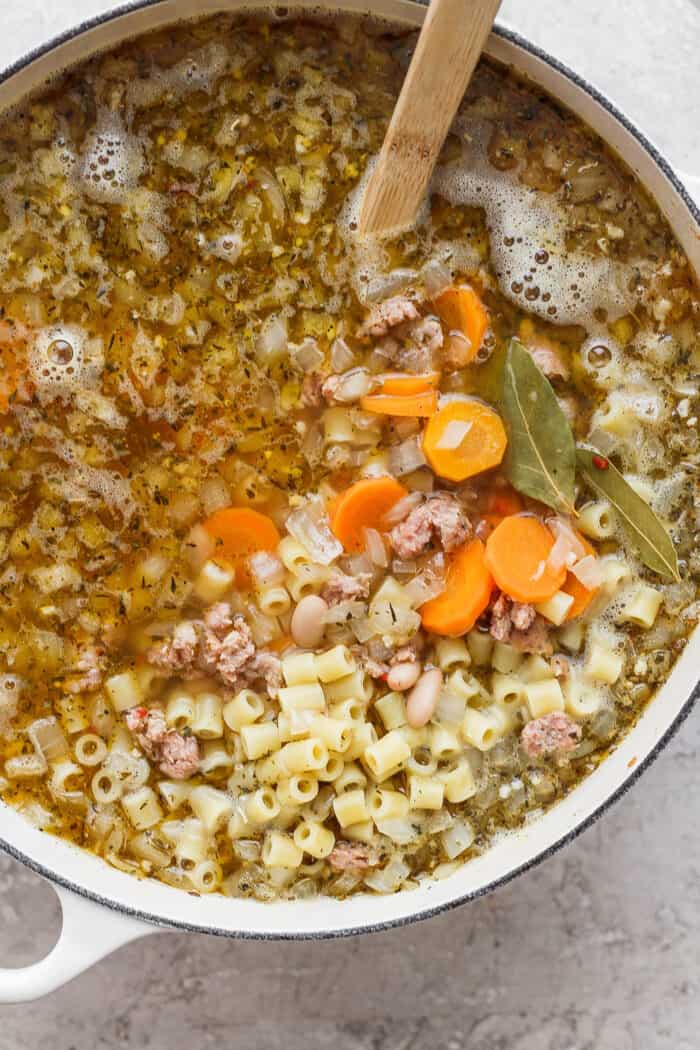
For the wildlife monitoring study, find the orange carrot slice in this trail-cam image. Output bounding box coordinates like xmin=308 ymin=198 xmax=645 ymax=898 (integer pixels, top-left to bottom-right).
xmin=360 ymin=391 xmax=439 ymax=417
xmin=562 ymin=533 xmax=600 ymax=620
xmin=485 ymin=515 xmax=566 ymax=604
xmin=421 ymin=539 xmax=494 ymax=636
xmin=422 ymin=399 xmax=507 ymax=482
xmin=331 ymin=477 xmax=408 ymax=552
xmin=378 ymin=372 xmax=441 ymax=397
xmin=433 ymin=285 xmax=488 ymax=362
xmin=202 ymin=508 xmax=280 ymax=585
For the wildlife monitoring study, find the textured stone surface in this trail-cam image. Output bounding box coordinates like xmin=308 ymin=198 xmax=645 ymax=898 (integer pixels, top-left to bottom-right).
xmin=0 ymin=1 xmax=698 ymax=1046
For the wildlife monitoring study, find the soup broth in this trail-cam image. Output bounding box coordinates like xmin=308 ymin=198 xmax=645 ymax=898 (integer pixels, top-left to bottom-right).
xmin=0 ymin=13 xmax=697 ymax=900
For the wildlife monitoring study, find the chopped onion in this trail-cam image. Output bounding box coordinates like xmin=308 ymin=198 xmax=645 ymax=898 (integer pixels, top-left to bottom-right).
xmin=184 ymin=523 xmax=216 ymax=572
xmin=324 ymin=600 xmax=367 ymax=625
xmin=245 ymin=602 xmax=279 ymax=646
xmin=350 ymin=616 xmax=376 ymax=644
xmin=441 ymin=818 xmax=475 ymax=860
xmin=421 ymin=258 xmax=452 ymax=297
xmin=392 ymin=558 xmax=418 ymax=576
xmin=28 ymin=717 xmax=69 ymax=761
xmin=256 ymin=167 xmax=286 ymax=224
xmin=200 ymin=475 xmax=231 ymax=516
xmin=404 ymin=570 xmax=446 ymax=608
xmin=388 ymin=436 xmax=427 ymax=477
xmin=333 ymin=368 xmax=373 ymax=403
xmin=291 ymin=337 xmax=324 ymax=371
xmin=256 ymin=316 xmax=288 ymax=365
xmin=249 ymin=551 xmax=285 ymax=587
xmin=345 ymin=553 xmax=374 ymax=576
xmin=363 ymin=527 xmax=388 ymax=567
xmin=286 ymin=497 xmax=342 ymax=565
xmin=547 ymin=516 xmax=586 ymax=573
xmin=365 ymin=269 xmax=418 ymax=303
xmin=330 ymin=337 xmax=355 ymax=372
xmin=435 ymin=419 xmax=473 ymax=451
xmin=301 ymin=422 xmax=324 ymax=466
xmin=570 ymin=554 xmax=604 ymax=589
xmin=368 ymin=599 xmax=421 ymax=639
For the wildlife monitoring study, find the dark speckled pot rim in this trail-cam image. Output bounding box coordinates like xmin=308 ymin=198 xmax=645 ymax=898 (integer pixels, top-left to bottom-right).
xmin=0 ymin=0 xmax=697 ymax=941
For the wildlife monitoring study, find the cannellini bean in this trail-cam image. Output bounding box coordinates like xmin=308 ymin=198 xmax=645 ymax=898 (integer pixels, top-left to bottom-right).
xmin=291 ymin=595 xmax=329 ymax=649
xmin=406 ymin=668 xmax=443 ymax=728
xmin=386 ymin=661 xmax=422 ymax=692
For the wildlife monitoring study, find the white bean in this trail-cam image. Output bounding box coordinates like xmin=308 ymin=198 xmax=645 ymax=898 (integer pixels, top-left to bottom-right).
xmin=386 ymin=661 xmax=422 ymax=692
xmin=406 ymin=668 xmax=443 ymax=728
xmin=291 ymin=595 xmax=328 ymax=649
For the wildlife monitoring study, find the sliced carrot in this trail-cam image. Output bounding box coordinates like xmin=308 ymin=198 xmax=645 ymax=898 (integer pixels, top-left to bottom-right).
xmin=562 ymin=533 xmax=600 ymax=621
xmin=422 ymin=399 xmax=507 ymax=482
xmin=484 ymin=514 xmax=566 ymax=604
xmin=360 ymin=391 xmax=438 ymax=417
xmin=202 ymin=507 xmax=281 ymax=585
xmin=378 ymin=372 xmax=441 ymax=397
xmin=433 ymin=285 xmax=488 ymax=362
xmin=421 ymin=539 xmax=494 ymax=636
xmin=331 ymin=477 xmax=408 ymax=552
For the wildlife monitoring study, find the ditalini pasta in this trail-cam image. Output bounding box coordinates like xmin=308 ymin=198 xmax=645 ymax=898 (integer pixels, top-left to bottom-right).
xmin=0 ymin=11 xmax=696 ymax=905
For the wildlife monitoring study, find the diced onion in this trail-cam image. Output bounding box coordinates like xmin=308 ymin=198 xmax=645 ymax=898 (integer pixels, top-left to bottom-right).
xmin=388 ymin=437 xmax=427 ymax=477
xmin=421 ymin=258 xmax=452 ymax=297
xmin=570 ymin=554 xmax=604 ymax=589
xmin=286 ymin=497 xmax=342 ymax=566
xmin=256 ymin=167 xmax=286 ymax=224
xmin=291 ymin=337 xmax=324 ymax=371
xmin=404 ymin=571 xmax=446 ymax=608
xmin=434 ymin=691 xmax=466 ymax=725
xmin=324 ymin=600 xmax=367 ymax=625
xmin=547 ymin=516 xmax=586 ymax=573
xmin=441 ymin=818 xmax=475 ymax=860
xmin=363 ymin=527 xmax=388 ymax=568
xmin=333 ymin=368 xmax=373 ymax=403
xmin=381 ymin=492 xmax=423 ymax=528
xmin=345 ymin=553 xmax=374 ymax=576
xmin=256 ymin=316 xmax=288 ymax=364
xmin=435 ymin=419 xmax=473 ymax=451
xmin=249 ymin=551 xmax=285 ymax=587
xmin=330 ymin=337 xmax=355 ymax=372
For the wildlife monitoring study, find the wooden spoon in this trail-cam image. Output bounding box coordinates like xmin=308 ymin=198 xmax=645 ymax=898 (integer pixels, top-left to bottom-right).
xmin=358 ymin=0 xmax=501 ymax=237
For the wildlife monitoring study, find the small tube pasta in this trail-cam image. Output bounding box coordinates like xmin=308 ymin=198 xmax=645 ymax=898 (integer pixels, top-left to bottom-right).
xmin=192 ymin=693 xmax=224 ymax=738
xmin=367 ymin=787 xmax=409 ymax=822
xmin=223 ymin=689 xmax=265 ymax=730
xmin=429 ymin=724 xmax=462 ymax=760
xmin=324 ymin=669 xmax=373 ymax=703
xmin=333 ymin=788 xmax=369 ymax=828
xmin=189 ymin=859 xmax=223 ymax=893
xmin=314 ymin=645 xmax=356 ymax=683
xmin=462 ymin=706 xmax=509 ymax=751
xmin=374 ymin=691 xmax=408 ymax=731
xmin=277 ymin=683 xmax=326 ymax=713
xmin=194 ymin=559 xmax=235 ymax=602
xmin=165 ymin=689 xmax=196 ymax=731
xmin=535 ymin=590 xmax=575 ymax=626
xmin=74 ymin=733 xmax=107 ymax=767
xmin=282 ymin=652 xmax=319 ymax=686
xmin=278 ymin=535 xmax=312 ymax=572
xmin=363 ymin=730 xmax=411 ymax=780
xmin=491 ymin=643 xmax=523 ymax=675
xmin=467 ymin=631 xmax=494 ymax=666
xmin=408 ymin=775 xmax=444 ymax=810
xmin=293 ymin=820 xmax=335 ymax=859
xmin=434 ymin=637 xmax=471 ymax=672
xmin=105 ymin=671 xmax=144 ymax=713
xmin=333 ymin=761 xmax=368 ymax=794
xmin=121 ymin=786 xmax=163 ymax=830
xmin=577 ymin=500 xmax=617 ymax=539
xmin=257 ymin=585 xmax=291 ymax=617
xmin=585 ymin=639 xmax=624 ymax=684
xmin=343 ymin=722 xmax=377 ymax=762
xmin=309 ymin=715 xmax=353 ymax=753
xmin=262 ymin=830 xmax=303 ymax=868
xmin=278 ymin=738 xmax=328 ymax=774
xmin=440 ymin=758 xmax=477 ymax=803
xmin=246 ymin=786 xmax=281 ymax=824
xmin=189 ymin=785 xmax=234 ymax=832
xmin=524 ymin=679 xmax=565 ymax=719
xmin=277 ymin=775 xmax=319 ymax=805
xmin=620 ymin=585 xmax=663 ymax=629
xmin=158 ymin=780 xmax=191 ymax=811
xmin=240 ymin=722 xmax=280 ymax=761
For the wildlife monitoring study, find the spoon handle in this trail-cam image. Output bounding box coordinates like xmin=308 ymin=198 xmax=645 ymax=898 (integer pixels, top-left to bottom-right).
xmin=358 ymin=0 xmax=501 ymax=237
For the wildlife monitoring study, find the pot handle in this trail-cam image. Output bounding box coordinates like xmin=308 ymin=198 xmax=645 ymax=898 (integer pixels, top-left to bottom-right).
xmin=678 ymin=170 xmax=700 ymax=208
xmin=0 ymin=881 xmax=156 ymax=1003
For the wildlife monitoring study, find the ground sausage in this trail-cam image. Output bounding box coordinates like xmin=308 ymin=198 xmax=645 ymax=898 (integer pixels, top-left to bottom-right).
xmin=300 ymin=372 xmax=324 ymax=408
xmin=65 ymin=643 xmax=105 ymax=694
xmin=125 ymin=706 xmax=200 ymax=779
xmin=509 ymin=616 xmax=553 ymax=656
xmin=520 ymin=712 xmax=581 ymax=758
xmin=321 ymin=572 xmax=372 ymax=606
xmin=489 ymin=594 xmax=538 ymax=645
xmin=357 ymin=295 xmax=419 ymax=340
xmin=328 ymin=841 xmax=377 ymax=872
xmin=148 ymin=620 xmax=199 ymax=672
xmin=390 ymin=493 xmax=471 ymax=560
xmin=522 ymin=332 xmax=569 ymax=380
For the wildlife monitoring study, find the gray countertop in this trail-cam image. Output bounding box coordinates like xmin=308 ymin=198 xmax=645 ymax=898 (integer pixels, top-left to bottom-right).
xmin=0 ymin=2 xmax=699 ymax=1047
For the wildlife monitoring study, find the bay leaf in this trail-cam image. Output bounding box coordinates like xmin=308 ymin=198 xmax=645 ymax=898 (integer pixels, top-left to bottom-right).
xmin=500 ymin=338 xmax=576 ymax=514
xmin=576 ymin=447 xmax=680 ymax=581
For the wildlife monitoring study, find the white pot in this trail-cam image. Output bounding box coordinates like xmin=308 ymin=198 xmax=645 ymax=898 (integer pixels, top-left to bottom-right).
xmin=0 ymin=0 xmax=697 ymax=1003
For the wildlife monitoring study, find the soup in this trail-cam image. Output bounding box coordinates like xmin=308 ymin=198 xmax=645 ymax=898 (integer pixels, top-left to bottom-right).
xmin=0 ymin=12 xmax=697 ymax=901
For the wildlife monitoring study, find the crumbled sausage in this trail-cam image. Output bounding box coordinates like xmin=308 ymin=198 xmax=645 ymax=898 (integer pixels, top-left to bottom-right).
xmin=65 ymin=643 xmax=105 ymax=694
xmin=321 ymin=571 xmax=371 ymax=606
xmin=520 ymin=711 xmax=581 ymax=757
xmin=357 ymin=295 xmax=419 ymax=340
xmin=148 ymin=620 xmax=199 ymax=672
xmin=147 ymin=603 xmax=281 ymax=693
xmin=522 ymin=332 xmax=569 ymax=379
xmin=125 ymin=706 xmax=200 ymax=779
xmin=328 ymin=841 xmax=377 ymax=871
xmin=489 ymin=594 xmax=542 ymax=647
xmin=509 ymin=616 xmax=553 ymax=656
xmin=390 ymin=493 xmax=471 ymax=559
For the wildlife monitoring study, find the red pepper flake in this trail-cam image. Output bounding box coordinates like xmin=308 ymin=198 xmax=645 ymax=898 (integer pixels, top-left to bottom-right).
xmin=133 ymin=706 xmax=148 ymax=718
xmin=592 ymin=455 xmax=609 ymax=470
